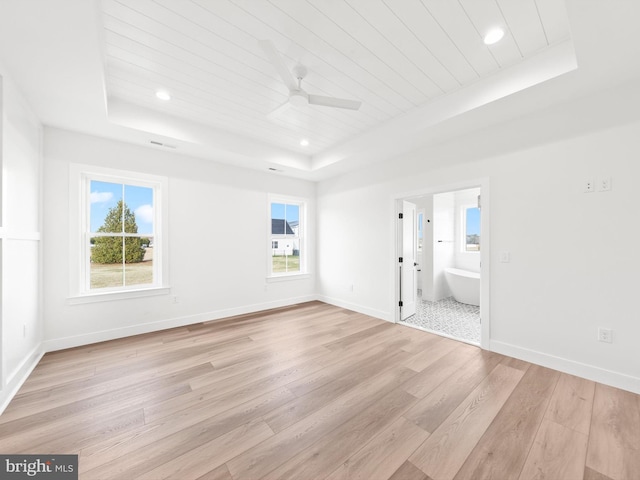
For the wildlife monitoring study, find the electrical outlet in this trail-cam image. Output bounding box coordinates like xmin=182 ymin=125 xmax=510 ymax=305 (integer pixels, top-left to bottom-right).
xmin=598 ymin=327 xmax=613 ymax=343
xmin=172 ymin=296 xmax=180 ymax=304
xmin=598 ymin=176 xmax=612 ymax=192
xmin=584 ymin=179 xmax=595 ymax=193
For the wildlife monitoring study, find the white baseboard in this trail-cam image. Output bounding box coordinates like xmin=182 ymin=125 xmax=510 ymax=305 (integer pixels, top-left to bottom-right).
xmin=317 ymin=295 xmax=393 ymax=322
xmin=490 ymin=340 xmax=640 ymax=395
xmin=0 ymin=346 xmax=44 ymax=416
xmin=42 ymin=294 xmax=319 ymax=353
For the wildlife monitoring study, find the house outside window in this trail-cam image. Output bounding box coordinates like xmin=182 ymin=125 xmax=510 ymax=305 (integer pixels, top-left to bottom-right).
xmin=269 ymin=197 xmax=305 ymax=276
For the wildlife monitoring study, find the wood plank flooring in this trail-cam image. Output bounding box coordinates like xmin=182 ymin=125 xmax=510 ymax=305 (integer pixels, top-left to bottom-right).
xmin=0 ymin=301 xmax=638 ymax=480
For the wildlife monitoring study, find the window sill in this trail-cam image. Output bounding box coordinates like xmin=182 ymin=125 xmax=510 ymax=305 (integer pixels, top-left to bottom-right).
xmin=67 ymin=286 xmax=171 ymax=305
xmin=266 ymin=273 xmax=312 ymax=283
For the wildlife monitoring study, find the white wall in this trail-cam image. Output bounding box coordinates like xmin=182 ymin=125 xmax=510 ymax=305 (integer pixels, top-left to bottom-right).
xmin=317 ymin=119 xmax=640 ymax=394
xmin=42 ymin=128 xmax=316 ymax=350
xmin=432 ymin=192 xmax=455 ymax=301
xmin=0 ymin=67 xmax=43 ymax=412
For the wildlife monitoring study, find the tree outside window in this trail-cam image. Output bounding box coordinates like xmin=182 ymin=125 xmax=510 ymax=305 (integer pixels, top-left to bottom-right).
xmin=89 ymin=180 xmax=155 ymax=290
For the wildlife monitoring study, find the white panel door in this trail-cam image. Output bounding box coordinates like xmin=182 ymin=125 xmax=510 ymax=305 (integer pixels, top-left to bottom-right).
xmin=401 ymin=200 xmax=417 ymax=320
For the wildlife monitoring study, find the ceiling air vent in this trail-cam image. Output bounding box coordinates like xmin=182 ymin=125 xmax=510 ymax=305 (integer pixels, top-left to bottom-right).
xmin=150 ymin=140 xmax=176 ymax=149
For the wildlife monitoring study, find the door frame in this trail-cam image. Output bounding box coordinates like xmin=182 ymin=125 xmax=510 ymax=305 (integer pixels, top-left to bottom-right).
xmin=392 ymin=177 xmax=491 ymax=349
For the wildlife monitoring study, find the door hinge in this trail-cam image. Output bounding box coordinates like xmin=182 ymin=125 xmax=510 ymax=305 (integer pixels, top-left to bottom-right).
xmin=398 ymin=213 xmax=403 ymax=219
xmin=398 ymin=257 xmax=403 ymax=263
xmin=399 ymin=301 xmax=403 ymax=307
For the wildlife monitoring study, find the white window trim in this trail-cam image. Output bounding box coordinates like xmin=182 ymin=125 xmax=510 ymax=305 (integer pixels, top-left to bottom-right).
xmin=67 ymin=163 xmax=170 ymax=303
xmin=267 ymin=194 xmax=307 ymax=279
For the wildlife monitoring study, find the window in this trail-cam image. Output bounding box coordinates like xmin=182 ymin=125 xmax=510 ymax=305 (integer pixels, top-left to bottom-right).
xmin=464 ymin=206 xmax=481 ymax=252
xmin=88 ymin=180 xmax=156 ymax=290
xmin=69 ymin=164 xmax=168 ymax=300
xmin=269 ymin=197 xmax=305 ymax=276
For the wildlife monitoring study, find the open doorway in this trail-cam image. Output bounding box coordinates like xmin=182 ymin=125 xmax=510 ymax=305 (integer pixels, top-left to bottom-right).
xmin=395 ymin=181 xmax=490 ymax=348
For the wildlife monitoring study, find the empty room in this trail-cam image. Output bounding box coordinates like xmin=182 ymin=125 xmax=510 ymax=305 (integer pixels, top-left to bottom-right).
xmin=0 ymin=0 xmax=639 ymax=479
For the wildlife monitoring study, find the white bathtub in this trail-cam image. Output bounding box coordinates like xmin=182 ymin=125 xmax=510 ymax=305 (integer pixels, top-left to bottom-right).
xmin=444 ymin=267 xmax=480 ymax=306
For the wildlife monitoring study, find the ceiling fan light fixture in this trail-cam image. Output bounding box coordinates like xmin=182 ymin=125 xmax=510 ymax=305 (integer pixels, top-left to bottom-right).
xmin=483 ymin=27 xmax=505 ymax=45
xmin=289 ymin=90 xmax=308 ymax=107
xmin=156 ymin=90 xmax=171 ymax=101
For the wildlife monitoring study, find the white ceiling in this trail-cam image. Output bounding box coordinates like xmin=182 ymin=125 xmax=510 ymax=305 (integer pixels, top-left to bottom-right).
xmin=1 ymin=1 xmax=640 ymax=180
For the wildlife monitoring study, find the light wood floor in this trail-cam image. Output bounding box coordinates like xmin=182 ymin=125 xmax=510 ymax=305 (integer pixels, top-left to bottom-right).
xmin=1 ymin=302 xmax=639 ymax=480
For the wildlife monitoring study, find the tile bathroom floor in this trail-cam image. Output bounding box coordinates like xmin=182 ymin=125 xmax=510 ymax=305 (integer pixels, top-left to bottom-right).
xmin=400 ymin=295 xmax=480 ymax=345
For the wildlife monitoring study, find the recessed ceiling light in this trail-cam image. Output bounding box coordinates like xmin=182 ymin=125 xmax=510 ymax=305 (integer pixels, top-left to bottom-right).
xmin=300 ymin=139 xmax=309 ymax=147
xmin=156 ymin=90 xmax=171 ymax=101
xmin=483 ymin=28 xmax=505 ymax=45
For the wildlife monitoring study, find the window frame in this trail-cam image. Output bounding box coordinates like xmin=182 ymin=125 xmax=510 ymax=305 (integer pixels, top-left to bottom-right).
xmin=68 ymin=164 xmax=169 ymax=303
xmin=267 ymin=195 xmax=307 ymax=279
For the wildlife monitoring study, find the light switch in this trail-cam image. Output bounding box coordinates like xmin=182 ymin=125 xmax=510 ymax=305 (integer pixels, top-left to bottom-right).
xmin=499 ymin=251 xmax=511 ymax=263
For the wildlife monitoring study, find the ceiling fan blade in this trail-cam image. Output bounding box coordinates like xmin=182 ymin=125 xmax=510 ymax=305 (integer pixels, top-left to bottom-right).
xmin=259 ymin=39 xmax=298 ymax=91
xmin=308 ymin=94 xmax=361 ymax=110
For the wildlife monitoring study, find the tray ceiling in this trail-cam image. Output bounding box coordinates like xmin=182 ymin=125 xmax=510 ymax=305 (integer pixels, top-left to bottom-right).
xmin=98 ymin=0 xmax=573 ymax=175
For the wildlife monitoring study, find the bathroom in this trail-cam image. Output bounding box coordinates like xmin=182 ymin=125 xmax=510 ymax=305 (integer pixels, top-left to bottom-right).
xmin=401 ymin=186 xmax=482 ymax=345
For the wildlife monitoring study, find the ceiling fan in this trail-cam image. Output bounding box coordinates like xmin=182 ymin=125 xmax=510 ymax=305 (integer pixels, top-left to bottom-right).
xmin=259 ymin=39 xmax=362 ymax=115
